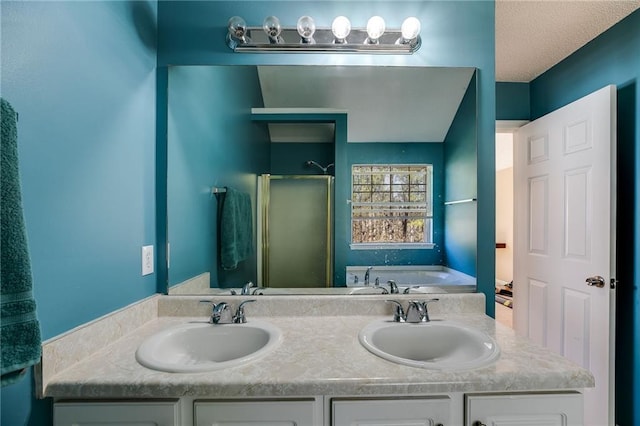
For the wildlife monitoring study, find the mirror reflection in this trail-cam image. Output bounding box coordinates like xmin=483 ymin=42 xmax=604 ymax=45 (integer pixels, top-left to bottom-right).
xmin=166 ymin=65 xmax=477 ymax=296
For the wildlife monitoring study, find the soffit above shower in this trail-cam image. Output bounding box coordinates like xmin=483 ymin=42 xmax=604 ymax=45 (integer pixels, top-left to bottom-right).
xmin=257 ymin=66 xmax=474 ymax=143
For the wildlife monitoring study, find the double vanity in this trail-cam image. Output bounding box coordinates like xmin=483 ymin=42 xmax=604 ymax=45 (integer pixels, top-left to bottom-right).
xmin=40 ymin=293 xmax=593 ymax=425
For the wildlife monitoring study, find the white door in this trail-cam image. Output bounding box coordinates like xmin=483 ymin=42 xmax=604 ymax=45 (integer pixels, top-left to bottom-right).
xmin=513 ymin=85 xmax=616 ymax=426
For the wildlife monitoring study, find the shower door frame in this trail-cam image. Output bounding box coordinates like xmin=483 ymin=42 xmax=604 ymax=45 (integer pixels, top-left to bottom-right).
xmin=257 ymin=174 xmax=334 ymax=288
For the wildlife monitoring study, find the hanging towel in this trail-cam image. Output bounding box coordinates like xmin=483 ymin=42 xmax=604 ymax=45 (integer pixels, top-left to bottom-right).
xmin=1 ymin=98 xmax=42 ymax=387
xmin=219 ymin=187 xmax=253 ymax=270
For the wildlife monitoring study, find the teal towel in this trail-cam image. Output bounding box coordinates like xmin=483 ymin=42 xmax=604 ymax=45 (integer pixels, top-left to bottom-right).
xmin=1 ymin=98 xmax=42 ymax=387
xmin=219 ymin=187 xmax=253 ymax=270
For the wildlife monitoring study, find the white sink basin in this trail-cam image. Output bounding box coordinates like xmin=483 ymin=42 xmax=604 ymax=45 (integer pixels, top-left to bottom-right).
xmin=136 ymin=320 xmax=281 ymax=373
xmin=359 ymin=319 xmax=500 ymax=370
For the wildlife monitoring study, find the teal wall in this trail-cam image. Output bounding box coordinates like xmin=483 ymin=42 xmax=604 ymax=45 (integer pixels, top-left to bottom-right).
xmin=444 ymin=75 xmax=478 ymax=276
xmin=271 ymin=143 xmax=334 ymax=175
xmin=1 ymin=1 xmax=497 ymax=423
xmin=0 ymin=1 xmax=158 ymax=425
xmin=158 ymin=0 xmax=497 ymax=314
xmin=529 ymin=10 xmax=640 ymax=425
xmin=496 ymin=82 xmax=530 ymax=120
xmin=167 ymin=66 xmax=269 ymax=289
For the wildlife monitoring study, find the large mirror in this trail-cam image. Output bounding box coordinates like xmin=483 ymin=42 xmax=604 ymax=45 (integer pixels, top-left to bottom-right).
xmin=165 ymin=65 xmax=477 ymax=296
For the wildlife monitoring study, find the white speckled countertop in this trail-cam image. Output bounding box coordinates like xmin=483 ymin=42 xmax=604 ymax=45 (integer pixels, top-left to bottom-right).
xmin=40 ymin=294 xmax=594 ymax=399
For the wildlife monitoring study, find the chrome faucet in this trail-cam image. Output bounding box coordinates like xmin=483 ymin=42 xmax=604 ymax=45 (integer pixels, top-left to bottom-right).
xmin=405 ymin=300 xmax=426 ymax=323
xmin=200 ymin=299 xmax=256 ymax=324
xmin=386 ymin=299 xmax=439 ymax=323
xmin=387 ymin=280 xmax=399 ymax=294
xmin=241 ymin=281 xmax=255 ymax=295
xmin=229 ymin=281 xmax=255 ymax=295
xmin=364 ymin=266 xmax=373 ymax=286
xmin=210 ymin=301 xmax=233 ymax=324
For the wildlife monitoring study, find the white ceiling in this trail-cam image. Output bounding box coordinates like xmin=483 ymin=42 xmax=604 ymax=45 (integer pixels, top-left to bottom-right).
xmin=257 ymin=66 xmax=474 ymax=143
xmin=496 ymin=0 xmax=640 ymax=82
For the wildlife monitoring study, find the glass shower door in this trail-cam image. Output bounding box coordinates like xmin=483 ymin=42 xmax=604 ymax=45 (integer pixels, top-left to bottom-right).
xmin=260 ymin=175 xmax=333 ymax=288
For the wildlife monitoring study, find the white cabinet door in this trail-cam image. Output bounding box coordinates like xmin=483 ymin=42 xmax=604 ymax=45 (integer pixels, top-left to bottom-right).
xmin=54 ymin=401 xmax=180 ymax=426
xmin=194 ymin=399 xmax=322 ymax=426
xmin=332 ymin=397 xmax=450 ymax=426
xmin=465 ymin=392 xmax=583 ymax=426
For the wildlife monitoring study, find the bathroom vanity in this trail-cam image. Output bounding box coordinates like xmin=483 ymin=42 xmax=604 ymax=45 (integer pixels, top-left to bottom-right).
xmin=39 ymin=294 xmax=592 ymax=426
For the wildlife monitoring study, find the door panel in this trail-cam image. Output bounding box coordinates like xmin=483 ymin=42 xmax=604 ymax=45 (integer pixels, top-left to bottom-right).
xmin=514 ymin=85 xmax=616 ymax=425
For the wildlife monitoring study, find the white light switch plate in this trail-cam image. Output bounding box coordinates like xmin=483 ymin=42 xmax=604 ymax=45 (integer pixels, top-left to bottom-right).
xmin=142 ymin=245 xmax=154 ymax=276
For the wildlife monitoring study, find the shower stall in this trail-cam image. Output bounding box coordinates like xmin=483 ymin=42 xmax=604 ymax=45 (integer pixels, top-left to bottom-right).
xmin=257 ymin=174 xmax=334 ymax=288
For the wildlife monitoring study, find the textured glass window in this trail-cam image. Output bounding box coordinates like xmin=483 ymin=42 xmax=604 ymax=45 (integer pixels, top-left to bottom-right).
xmin=351 ymin=164 xmax=433 ymax=244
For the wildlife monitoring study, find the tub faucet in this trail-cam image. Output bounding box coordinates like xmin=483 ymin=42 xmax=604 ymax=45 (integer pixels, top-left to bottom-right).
xmin=364 ymin=266 xmax=373 ymax=286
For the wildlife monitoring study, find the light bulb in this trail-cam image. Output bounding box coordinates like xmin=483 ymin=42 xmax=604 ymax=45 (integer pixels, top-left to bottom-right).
xmin=227 ymin=16 xmax=248 ymax=40
xmin=366 ymin=16 xmax=385 ymax=43
xmin=263 ymin=15 xmax=283 ymax=42
xmin=331 ymin=16 xmax=351 ymax=42
xmin=401 ymin=17 xmax=421 ymax=41
xmin=297 ymin=16 xmax=316 ymax=42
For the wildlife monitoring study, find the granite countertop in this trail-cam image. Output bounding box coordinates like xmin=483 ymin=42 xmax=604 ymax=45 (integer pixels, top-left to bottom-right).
xmin=42 ymin=296 xmax=594 ymax=398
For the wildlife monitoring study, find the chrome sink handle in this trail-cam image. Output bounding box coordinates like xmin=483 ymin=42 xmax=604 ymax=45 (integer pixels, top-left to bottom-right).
xmin=200 ymin=300 xmax=233 ymax=324
xmin=403 ymin=285 xmax=419 ymax=294
xmin=233 ymin=299 xmax=256 ymax=323
xmin=251 ymin=286 xmax=267 ymax=295
xmin=386 ymin=300 xmax=406 ymax=322
xmin=405 ymin=300 xmax=426 ymax=323
xmin=420 ymin=298 xmax=440 ymax=322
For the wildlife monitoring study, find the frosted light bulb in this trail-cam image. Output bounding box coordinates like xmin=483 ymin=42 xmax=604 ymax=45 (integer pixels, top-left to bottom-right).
xmin=227 ymin=16 xmax=248 ymax=40
xmin=366 ymin=16 xmax=386 ymax=42
xmin=401 ymin=17 xmax=421 ymax=41
xmin=263 ymin=15 xmax=283 ymax=41
xmin=331 ymin=16 xmax=351 ymax=42
xmin=297 ymin=16 xmax=316 ymax=41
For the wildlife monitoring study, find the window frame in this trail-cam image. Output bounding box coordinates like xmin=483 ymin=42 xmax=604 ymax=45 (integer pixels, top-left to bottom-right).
xmin=349 ymin=163 xmax=434 ymax=250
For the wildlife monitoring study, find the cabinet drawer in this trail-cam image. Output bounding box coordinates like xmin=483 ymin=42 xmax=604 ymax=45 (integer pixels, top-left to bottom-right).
xmin=54 ymin=400 xmax=180 ymax=426
xmin=332 ymin=396 xmax=451 ymax=425
xmin=194 ymin=398 xmax=322 ymax=426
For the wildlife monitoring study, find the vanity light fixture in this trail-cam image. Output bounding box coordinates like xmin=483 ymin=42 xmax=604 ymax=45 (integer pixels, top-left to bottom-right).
xmin=225 ymin=15 xmax=421 ymax=53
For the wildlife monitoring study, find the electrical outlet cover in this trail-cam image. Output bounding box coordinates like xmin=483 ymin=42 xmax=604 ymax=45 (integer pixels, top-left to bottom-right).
xmin=142 ymin=245 xmax=154 ymax=276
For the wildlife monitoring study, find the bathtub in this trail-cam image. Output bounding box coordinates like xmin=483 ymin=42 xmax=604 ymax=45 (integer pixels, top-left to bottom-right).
xmin=345 ymin=265 xmax=475 ymax=293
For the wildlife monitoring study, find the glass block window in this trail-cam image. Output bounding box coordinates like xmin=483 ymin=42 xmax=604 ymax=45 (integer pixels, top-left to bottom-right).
xmin=351 ymin=164 xmax=433 ymax=245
